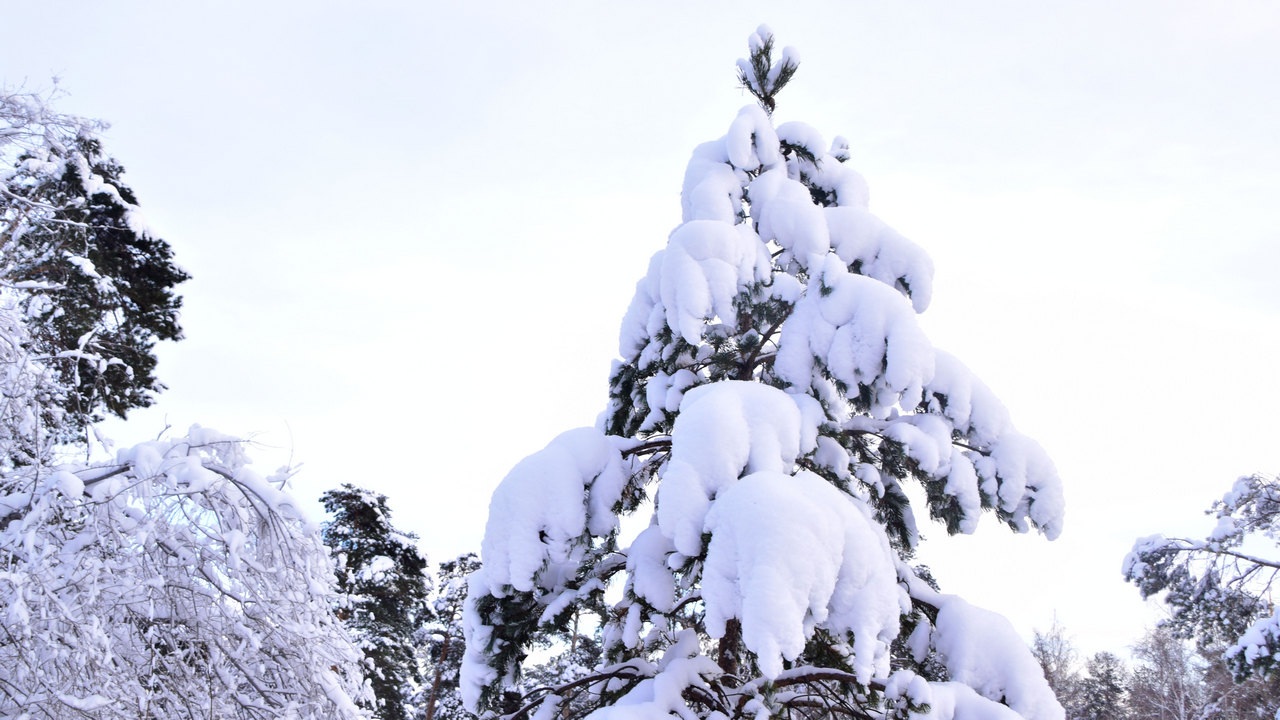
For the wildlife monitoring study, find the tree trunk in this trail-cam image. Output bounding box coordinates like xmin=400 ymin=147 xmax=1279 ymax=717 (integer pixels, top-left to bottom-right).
xmin=717 ymin=618 xmax=741 ymax=686
xmin=423 ymin=633 xmax=452 ymax=720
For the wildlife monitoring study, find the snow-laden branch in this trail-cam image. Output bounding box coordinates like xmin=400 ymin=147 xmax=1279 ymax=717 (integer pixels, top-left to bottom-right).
xmin=0 ymin=428 xmax=372 ymax=719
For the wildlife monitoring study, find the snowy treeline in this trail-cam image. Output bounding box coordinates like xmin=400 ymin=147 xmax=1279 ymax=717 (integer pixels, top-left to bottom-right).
xmin=1031 ymin=621 xmax=1280 ymax=720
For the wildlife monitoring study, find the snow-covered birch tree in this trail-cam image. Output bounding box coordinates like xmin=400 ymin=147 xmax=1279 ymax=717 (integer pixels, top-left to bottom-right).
xmin=0 ymin=429 xmax=372 ymax=718
xmin=1127 ymin=627 xmax=1203 ymax=720
xmin=462 ymin=28 xmax=1065 ymax=720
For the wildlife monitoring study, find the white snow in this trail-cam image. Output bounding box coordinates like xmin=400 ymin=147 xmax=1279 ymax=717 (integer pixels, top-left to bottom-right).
xmin=727 ymin=104 xmax=782 ymax=173
xmin=825 ymin=205 xmax=934 ymax=312
xmin=776 ymin=254 xmax=935 ymax=417
xmin=478 ymin=427 xmax=628 ymax=595
xmin=655 ymin=381 xmax=818 ymax=556
xmin=619 ymin=220 xmax=771 ymax=356
xmin=750 ymin=166 xmax=831 ymax=269
xmin=929 ymin=594 xmax=1065 ymax=720
xmin=681 ymin=140 xmax=744 ymax=224
xmin=583 ymin=630 xmax=721 ymax=720
xmin=626 ymin=524 xmax=676 ymax=613
xmin=926 ymin=351 xmax=1013 ymax=447
xmin=776 ymin=121 xmax=826 ymax=161
xmin=1228 ymin=607 xmax=1279 ymax=668
xmin=701 ymin=469 xmax=902 ymax=682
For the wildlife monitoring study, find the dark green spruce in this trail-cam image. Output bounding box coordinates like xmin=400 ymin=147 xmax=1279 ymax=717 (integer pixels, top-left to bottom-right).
xmin=322 ymin=484 xmax=432 ymax=720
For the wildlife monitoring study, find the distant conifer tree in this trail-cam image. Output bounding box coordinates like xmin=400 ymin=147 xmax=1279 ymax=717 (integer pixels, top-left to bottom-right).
xmin=323 ymin=484 xmax=432 ymax=720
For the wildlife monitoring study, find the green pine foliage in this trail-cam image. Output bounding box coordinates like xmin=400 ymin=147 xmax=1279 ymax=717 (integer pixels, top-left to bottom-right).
xmin=3 ymin=133 xmax=188 ymax=438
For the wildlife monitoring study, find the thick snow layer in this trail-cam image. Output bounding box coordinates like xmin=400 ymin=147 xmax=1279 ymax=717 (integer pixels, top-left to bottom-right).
xmin=619 ymin=220 xmax=771 ymax=355
xmin=656 ymin=381 xmax=819 ymax=556
xmin=626 ymin=524 xmax=677 ymax=613
xmin=479 ymin=427 xmax=628 ymax=595
xmin=926 ymin=351 xmax=1012 ymax=447
xmin=883 ymin=414 xmax=955 ymax=478
xmin=776 ymin=121 xmax=826 ymax=161
xmin=1229 ymin=607 xmax=1279 ymax=668
xmin=825 ymin=205 xmax=934 ymax=312
xmin=805 ymin=146 xmax=871 ymax=209
xmin=930 ymin=594 xmax=1065 ymax=720
xmin=750 ymin=167 xmax=830 ymax=270
xmin=583 ymin=631 xmax=721 ymax=720
xmin=727 ymin=105 xmax=781 ymax=173
xmin=926 ymin=352 xmax=1065 ymax=539
xmin=944 ymin=449 xmax=982 ymax=534
xmin=702 ymin=470 xmax=903 ymax=681
xmin=886 ymin=671 xmax=1029 ymax=720
xmin=978 ymin=433 xmax=1064 ymax=540
xmin=681 ymin=140 xmax=744 ymax=224
xmin=356 ymin=555 xmax=396 ymax=583
xmin=776 ymin=255 xmax=935 ymax=416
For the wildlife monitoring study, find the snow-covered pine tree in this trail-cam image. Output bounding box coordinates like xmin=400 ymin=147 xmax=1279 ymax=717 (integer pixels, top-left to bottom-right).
xmin=462 ymin=27 xmax=1065 ymax=720
xmin=415 ymin=553 xmax=482 ymax=720
xmin=1 ymin=87 xmax=188 ymax=445
xmin=1124 ymin=473 xmax=1280 ymax=685
xmin=1078 ymin=653 xmax=1130 ymax=720
xmin=323 ymin=484 xmax=433 ymax=720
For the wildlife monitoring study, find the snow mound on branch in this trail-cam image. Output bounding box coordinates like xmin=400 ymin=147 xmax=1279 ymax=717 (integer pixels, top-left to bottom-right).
xmin=885 ymin=672 xmax=1026 ymax=720
xmin=626 ymin=525 xmax=677 ymax=613
xmin=479 ymin=427 xmax=628 ymax=594
xmin=749 ymin=166 xmax=830 ymax=270
xmin=927 ymin=352 xmax=1065 ymax=539
xmin=1228 ymin=607 xmax=1279 ymax=671
xmin=883 ymin=414 xmax=955 ymax=478
xmin=727 ymin=104 xmax=782 ymax=172
xmin=702 ymin=470 xmax=903 ymax=682
xmin=927 ymin=351 xmax=1012 ymax=446
xmin=776 ymin=255 xmax=935 ymax=417
xmin=825 ymin=205 xmax=934 ymax=312
xmin=983 ymin=433 xmax=1064 ymax=539
xmin=583 ymin=630 xmax=720 ymax=720
xmin=776 ymin=121 xmax=826 ymax=161
xmin=656 ymin=381 xmax=821 ymax=556
xmin=931 ymin=595 xmax=1064 ymax=720
xmin=619 ymin=220 xmax=771 ymax=355
xmin=681 ymin=140 xmax=745 ymax=224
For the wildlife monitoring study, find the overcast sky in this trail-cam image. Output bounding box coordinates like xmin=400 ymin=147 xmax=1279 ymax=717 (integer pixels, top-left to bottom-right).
xmin=4 ymin=1 xmax=1278 ymax=657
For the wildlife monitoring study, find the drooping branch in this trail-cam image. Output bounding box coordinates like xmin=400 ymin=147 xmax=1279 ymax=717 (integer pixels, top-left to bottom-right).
xmin=621 ymin=437 xmax=671 ymax=458
xmin=507 ymin=665 xmax=649 ymax=720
